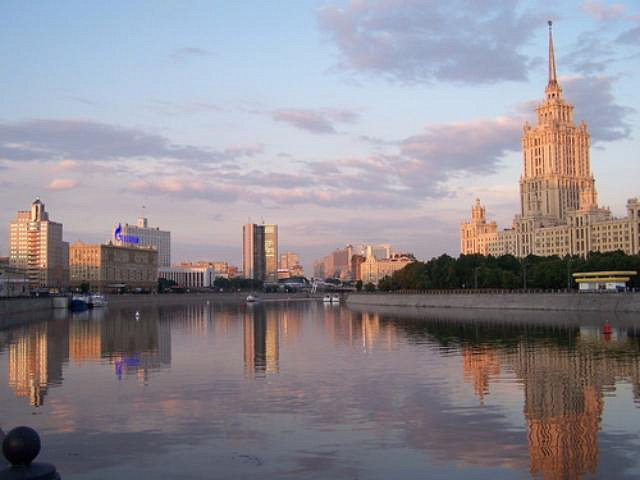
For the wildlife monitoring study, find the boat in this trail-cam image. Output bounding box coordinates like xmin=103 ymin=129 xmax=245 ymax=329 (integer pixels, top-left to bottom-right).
xmin=69 ymin=295 xmax=90 ymax=312
xmin=246 ymin=294 xmax=260 ymax=303
xmin=323 ymin=295 xmax=332 ymax=303
xmin=331 ymin=294 xmax=341 ymax=303
xmin=88 ymin=294 xmax=108 ymax=308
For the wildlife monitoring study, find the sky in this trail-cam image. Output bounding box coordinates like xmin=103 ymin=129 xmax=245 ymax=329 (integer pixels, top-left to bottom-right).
xmin=0 ymin=0 xmax=639 ymax=273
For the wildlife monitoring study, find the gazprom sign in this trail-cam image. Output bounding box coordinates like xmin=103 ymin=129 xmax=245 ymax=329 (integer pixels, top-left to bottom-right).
xmin=114 ymin=224 xmax=140 ymax=245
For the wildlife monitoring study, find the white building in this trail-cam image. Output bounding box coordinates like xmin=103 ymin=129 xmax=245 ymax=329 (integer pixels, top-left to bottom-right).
xmin=114 ymin=217 xmax=171 ymax=267
xmin=158 ymin=265 xmax=224 ymax=289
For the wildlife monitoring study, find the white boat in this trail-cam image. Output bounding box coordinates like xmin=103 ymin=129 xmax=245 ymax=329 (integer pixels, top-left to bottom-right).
xmin=323 ymin=295 xmax=332 ymax=303
xmin=89 ymin=294 xmax=108 ymax=308
xmin=246 ymin=294 xmax=260 ymax=303
xmin=331 ymin=294 xmax=341 ymax=303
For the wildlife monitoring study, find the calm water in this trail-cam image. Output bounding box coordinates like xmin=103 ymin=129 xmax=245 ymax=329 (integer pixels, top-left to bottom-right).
xmin=1 ymin=301 xmax=640 ymax=479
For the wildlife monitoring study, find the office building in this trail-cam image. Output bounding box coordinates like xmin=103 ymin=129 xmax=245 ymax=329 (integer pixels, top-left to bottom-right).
xmin=359 ymin=253 xmax=416 ymax=285
xmin=461 ymin=23 xmax=640 ymax=258
xmin=114 ymin=217 xmax=171 ymax=267
xmin=243 ymin=223 xmax=278 ymax=282
xmin=9 ymin=198 xmax=69 ymax=289
xmin=69 ymin=241 xmax=158 ymax=292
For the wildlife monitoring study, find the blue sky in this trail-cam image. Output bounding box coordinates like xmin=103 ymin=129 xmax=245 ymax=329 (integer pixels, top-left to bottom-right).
xmin=1 ymin=0 xmax=639 ymax=271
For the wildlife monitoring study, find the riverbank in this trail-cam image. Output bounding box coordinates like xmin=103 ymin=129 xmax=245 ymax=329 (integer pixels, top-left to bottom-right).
xmin=346 ymin=291 xmax=640 ymax=313
xmin=0 ymin=297 xmax=53 ymax=316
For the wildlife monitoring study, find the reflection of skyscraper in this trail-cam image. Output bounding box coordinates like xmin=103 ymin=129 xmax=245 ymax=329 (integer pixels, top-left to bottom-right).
xmin=462 ymin=346 xmax=501 ymax=402
xmin=243 ymin=306 xmax=279 ymax=376
xmin=7 ymin=319 xmax=69 ymax=406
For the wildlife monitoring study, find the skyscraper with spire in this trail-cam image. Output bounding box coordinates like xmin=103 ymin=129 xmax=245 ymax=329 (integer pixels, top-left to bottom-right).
xmin=461 ymin=22 xmax=640 ymax=258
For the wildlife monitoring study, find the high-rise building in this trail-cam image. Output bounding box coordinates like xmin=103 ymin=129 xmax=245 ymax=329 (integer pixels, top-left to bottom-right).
xmin=9 ymin=198 xmax=69 ymax=289
xmin=243 ymin=223 xmax=278 ymax=282
xmin=461 ymin=22 xmax=640 ymax=258
xmin=113 ymin=217 xmax=171 ymax=267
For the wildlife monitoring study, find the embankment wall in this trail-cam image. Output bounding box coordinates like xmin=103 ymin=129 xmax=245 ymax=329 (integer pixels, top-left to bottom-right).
xmin=0 ymin=297 xmax=53 ymax=316
xmin=346 ymin=292 xmax=640 ymax=313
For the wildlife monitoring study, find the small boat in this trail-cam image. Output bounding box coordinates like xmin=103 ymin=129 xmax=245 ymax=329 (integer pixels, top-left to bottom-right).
xmin=246 ymin=294 xmax=260 ymax=303
xmin=323 ymin=295 xmax=332 ymax=303
xmin=331 ymin=294 xmax=340 ymax=303
xmin=70 ymin=295 xmax=90 ymax=312
xmin=88 ymin=294 xmax=108 ymax=308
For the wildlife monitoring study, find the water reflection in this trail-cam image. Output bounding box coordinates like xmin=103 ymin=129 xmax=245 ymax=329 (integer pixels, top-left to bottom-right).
xmin=1 ymin=302 xmax=639 ymax=479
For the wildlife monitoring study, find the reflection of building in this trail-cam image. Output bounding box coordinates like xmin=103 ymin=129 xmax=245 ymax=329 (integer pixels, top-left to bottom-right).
xmin=458 ymin=327 xmax=640 ymax=480
xmin=101 ymin=312 xmax=171 ymax=381
xmin=243 ymin=306 xmax=279 ymax=376
xmin=7 ymin=320 xmax=69 ymax=406
xmin=69 ymin=241 xmax=158 ymax=292
xmin=9 ymin=198 xmax=69 ymax=289
xmin=460 ymin=23 xmax=640 ymax=258
xmin=243 ymin=223 xmax=278 ymax=282
xmin=68 ymin=317 xmax=102 ymax=364
xmin=462 ymin=346 xmax=500 ymax=402
xmin=115 ymin=217 xmax=171 ymax=268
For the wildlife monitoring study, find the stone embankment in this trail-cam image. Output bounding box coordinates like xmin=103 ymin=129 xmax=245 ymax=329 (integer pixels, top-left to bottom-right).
xmin=0 ymin=297 xmax=54 ymax=316
xmin=346 ymin=291 xmax=640 ymax=313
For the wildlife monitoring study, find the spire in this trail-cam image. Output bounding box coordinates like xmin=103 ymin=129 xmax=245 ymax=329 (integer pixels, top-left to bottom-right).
xmin=547 ymin=20 xmax=557 ymax=87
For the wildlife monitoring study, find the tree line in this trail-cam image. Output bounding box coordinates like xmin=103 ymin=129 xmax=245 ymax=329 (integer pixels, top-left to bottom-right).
xmin=377 ymin=250 xmax=640 ymax=291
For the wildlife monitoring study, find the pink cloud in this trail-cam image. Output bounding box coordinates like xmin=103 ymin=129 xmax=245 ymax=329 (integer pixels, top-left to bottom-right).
xmin=47 ymin=178 xmax=78 ymax=190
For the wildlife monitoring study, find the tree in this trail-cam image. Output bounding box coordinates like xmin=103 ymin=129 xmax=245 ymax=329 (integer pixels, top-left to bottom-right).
xmin=364 ymin=282 xmax=376 ymax=292
xmin=356 ymin=280 xmax=363 ymax=291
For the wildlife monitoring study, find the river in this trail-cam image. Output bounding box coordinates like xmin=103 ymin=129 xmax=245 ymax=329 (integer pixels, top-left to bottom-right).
xmin=1 ymin=300 xmax=639 ymax=479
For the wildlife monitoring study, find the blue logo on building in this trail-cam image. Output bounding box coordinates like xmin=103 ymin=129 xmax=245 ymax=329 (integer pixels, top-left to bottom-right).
xmin=114 ymin=224 xmax=140 ymax=245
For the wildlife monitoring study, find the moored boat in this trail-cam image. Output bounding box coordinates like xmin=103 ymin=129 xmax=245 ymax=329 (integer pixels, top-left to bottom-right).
xmin=89 ymin=294 xmax=108 ymax=308
xmin=246 ymin=294 xmax=260 ymax=303
xmin=70 ymin=295 xmax=90 ymax=312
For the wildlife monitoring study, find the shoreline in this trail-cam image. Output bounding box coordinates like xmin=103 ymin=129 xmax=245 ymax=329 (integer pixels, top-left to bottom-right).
xmin=346 ymin=291 xmax=640 ymax=313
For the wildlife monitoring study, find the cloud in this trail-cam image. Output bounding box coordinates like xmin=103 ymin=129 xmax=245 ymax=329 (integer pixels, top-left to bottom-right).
xmin=582 ymin=1 xmax=625 ymax=21
xmin=47 ymin=178 xmax=78 ymax=191
xmin=169 ymin=47 xmax=211 ymax=63
xmin=562 ymin=75 xmax=634 ymax=142
xmin=400 ymin=117 xmax=522 ymax=179
xmin=317 ymin=0 xmax=545 ymax=84
xmin=0 ymin=119 xmax=257 ymax=165
xmin=272 ymin=108 xmax=359 ymax=134
xmin=616 ymin=24 xmax=640 ymax=44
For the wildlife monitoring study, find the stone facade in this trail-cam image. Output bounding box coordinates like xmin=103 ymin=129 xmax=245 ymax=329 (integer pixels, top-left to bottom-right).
xmin=461 ymin=23 xmax=640 ymax=258
xmin=359 ymin=253 xmax=416 ymax=285
xmin=69 ymin=241 xmax=158 ymax=292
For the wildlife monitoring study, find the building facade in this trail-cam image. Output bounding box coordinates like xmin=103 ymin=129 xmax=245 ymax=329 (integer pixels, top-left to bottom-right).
xmin=158 ymin=265 xmax=222 ymax=289
xmin=69 ymin=241 xmax=158 ymax=292
xmin=243 ymin=223 xmax=278 ymax=282
xmin=461 ymin=23 xmax=640 ymax=258
xmin=9 ymin=198 xmax=69 ymax=289
xmin=114 ymin=217 xmax=171 ymax=267
xmin=359 ymin=253 xmax=416 ymax=285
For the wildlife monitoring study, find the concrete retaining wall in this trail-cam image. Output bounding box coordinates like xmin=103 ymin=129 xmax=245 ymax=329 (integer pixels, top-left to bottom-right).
xmin=346 ymin=292 xmax=640 ymax=313
xmin=0 ymin=297 xmax=53 ymax=316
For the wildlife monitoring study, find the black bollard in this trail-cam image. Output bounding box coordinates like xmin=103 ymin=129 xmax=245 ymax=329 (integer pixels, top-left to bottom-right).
xmin=0 ymin=426 xmax=60 ymax=479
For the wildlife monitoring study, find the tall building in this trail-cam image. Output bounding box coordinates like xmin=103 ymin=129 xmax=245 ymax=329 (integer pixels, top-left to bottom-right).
xmin=243 ymin=223 xmax=278 ymax=282
xmin=461 ymin=22 xmax=640 ymax=258
xmin=114 ymin=217 xmax=171 ymax=267
xmin=9 ymin=198 xmax=69 ymax=289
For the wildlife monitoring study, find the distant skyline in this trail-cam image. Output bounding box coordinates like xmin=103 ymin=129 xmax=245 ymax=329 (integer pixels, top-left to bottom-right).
xmin=1 ymin=0 xmax=638 ymax=273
